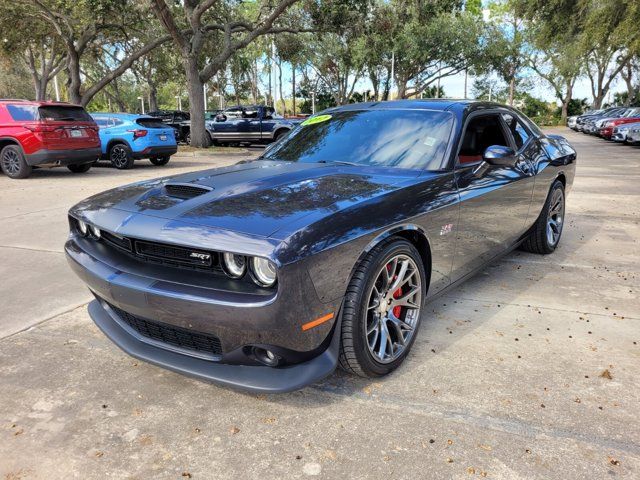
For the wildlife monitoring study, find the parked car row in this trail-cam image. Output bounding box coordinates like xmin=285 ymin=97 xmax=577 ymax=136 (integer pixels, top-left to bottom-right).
xmin=567 ymin=107 xmax=640 ymax=146
xmin=147 ymin=105 xmax=300 ymax=146
xmin=0 ymin=99 xmax=178 ymax=179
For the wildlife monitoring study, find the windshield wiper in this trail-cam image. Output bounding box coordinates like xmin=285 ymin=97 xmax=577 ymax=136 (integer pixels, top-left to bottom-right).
xmin=317 ymin=160 xmax=360 ymax=166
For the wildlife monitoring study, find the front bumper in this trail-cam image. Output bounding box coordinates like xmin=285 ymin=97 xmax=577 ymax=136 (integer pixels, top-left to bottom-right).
xmin=611 ymin=131 xmax=627 ymax=142
xmin=89 ymin=299 xmax=340 ymax=393
xmin=65 ymin=236 xmax=342 ymax=392
xmin=599 ymin=128 xmax=613 ymax=139
xmin=132 ymin=145 xmax=178 ymax=159
xmin=26 ymin=147 xmax=101 ymax=167
xmin=627 ymin=132 xmax=640 ymax=144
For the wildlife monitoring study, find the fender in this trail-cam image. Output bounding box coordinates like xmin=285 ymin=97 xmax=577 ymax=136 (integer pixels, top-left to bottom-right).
xmin=350 ymin=224 xmax=433 ymax=293
xmin=106 ymin=138 xmax=131 ymax=152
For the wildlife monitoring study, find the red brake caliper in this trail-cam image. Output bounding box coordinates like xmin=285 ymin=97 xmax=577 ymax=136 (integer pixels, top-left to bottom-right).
xmin=386 ymin=263 xmax=403 ymax=318
xmin=392 ymin=287 xmax=402 ymax=318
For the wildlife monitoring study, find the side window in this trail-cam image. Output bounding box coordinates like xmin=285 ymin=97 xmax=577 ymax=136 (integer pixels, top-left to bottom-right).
xmin=458 ymin=114 xmax=510 ymax=165
xmin=93 ymin=117 xmax=109 ymax=128
xmin=7 ymin=104 xmax=38 ymax=121
xmin=502 ymin=113 xmax=531 ymax=150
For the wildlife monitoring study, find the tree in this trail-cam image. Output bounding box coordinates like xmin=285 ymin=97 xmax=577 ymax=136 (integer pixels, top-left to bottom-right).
xmin=516 ymin=0 xmax=640 ymax=109
xmin=150 ymin=0 xmax=313 ymax=147
xmin=24 ymin=0 xmax=171 ymax=106
xmin=529 ymin=39 xmax=582 ymax=122
xmin=306 ymin=32 xmax=367 ymax=105
xmin=0 ymin=4 xmax=65 ymax=100
xmin=390 ymin=1 xmax=486 ymax=99
xmin=619 ymin=57 xmax=639 ymax=106
xmin=483 ymin=0 xmax=529 ymax=106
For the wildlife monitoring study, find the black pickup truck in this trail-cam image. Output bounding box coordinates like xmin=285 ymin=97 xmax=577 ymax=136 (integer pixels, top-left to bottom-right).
xmin=147 ymin=110 xmax=190 ymax=143
xmin=205 ymin=105 xmax=300 ymax=145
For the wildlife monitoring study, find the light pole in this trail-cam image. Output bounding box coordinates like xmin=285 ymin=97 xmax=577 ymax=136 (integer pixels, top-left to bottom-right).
xmin=175 ymin=95 xmax=182 ymax=111
xmin=137 ymin=96 xmax=145 ymax=114
xmin=53 ymin=75 xmax=60 ymax=101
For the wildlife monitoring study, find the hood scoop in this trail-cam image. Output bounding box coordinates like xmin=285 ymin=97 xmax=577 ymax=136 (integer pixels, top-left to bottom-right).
xmin=164 ymin=183 xmax=213 ymax=200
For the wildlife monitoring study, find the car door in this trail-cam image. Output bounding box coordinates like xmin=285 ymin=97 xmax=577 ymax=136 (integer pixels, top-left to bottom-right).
xmin=451 ymin=111 xmax=536 ymax=281
xmin=243 ymin=107 xmax=263 ymax=143
xmin=212 ymin=107 xmax=246 ymax=140
xmin=259 ymin=107 xmax=277 ymax=140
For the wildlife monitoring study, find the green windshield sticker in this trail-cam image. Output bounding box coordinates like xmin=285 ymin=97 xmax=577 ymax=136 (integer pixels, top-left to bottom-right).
xmin=301 ymin=114 xmax=332 ymax=126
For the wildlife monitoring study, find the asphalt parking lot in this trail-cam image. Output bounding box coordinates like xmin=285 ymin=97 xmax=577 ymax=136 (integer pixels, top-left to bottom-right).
xmin=1 ymin=130 xmax=638 ymax=479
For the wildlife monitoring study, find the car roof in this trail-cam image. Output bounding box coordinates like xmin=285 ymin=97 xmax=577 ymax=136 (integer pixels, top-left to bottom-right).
xmin=325 ymin=99 xmax=515 ymax=115
xmin=91 ymin=112 xmax=159 ymax=120
xmin=0 ymin=99 xmax=83 ymax=107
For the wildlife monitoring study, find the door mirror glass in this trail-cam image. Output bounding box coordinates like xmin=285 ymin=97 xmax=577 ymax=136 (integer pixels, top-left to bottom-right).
xmin=483 ymin=145 xmax=516 ymax=167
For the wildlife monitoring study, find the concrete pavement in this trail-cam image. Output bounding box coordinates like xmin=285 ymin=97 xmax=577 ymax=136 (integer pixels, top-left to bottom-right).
xmin=0 ymin=130 xmax=638 ymax=479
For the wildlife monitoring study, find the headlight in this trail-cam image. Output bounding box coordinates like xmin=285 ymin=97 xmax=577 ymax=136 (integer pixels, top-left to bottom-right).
xmin=251 ymin=257 xmax=277 ymax=287
xmin=90 ymin=225 xmax=101 ymax=239
xmin=222 ymin=252 xmax=247 ymax=278
xmin=77 ymin=219 xmax=88 ymax=236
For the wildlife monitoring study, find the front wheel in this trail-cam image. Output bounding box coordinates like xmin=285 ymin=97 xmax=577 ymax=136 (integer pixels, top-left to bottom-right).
xmin=67 ymin=162 xmax=92 ymax=173
xmin=149 ymin=156 xmax=170 ymax=166
xmin=339 ymin=238 xmax=426 ymax=378
xmin=520 ymin=180 xmax=565 ymax=254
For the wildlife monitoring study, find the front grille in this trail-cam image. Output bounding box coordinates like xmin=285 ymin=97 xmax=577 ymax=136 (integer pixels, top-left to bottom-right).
xmin=164 ymin=183 xmax=211 ymax=199
xmin=107 ymin=302 xmax=223 ymax=357
xmin=135 ymin=240 xmax=215 ymax=268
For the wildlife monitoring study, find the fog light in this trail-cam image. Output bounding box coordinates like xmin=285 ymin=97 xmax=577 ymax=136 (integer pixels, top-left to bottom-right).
xmin=77 ymin=219 xmax=88 ymax=236
xmin=253 ymin=347 xmax=281 ymax=367
xmin=90 ymin=225 xmax=101 ymax=239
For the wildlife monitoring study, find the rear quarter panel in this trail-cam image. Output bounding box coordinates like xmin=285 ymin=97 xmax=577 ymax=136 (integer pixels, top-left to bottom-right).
xmin=529 ymin=135 xmax=577 ymax=218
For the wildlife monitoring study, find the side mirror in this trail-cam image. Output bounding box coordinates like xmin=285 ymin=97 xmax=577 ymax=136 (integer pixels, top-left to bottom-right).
xmin=483 ymin=145 xmax=516 ymax=167
xmin=215 ymin=114 xmax=226 ymax=122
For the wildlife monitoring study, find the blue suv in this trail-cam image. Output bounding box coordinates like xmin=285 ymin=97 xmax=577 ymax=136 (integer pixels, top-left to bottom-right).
xmin=91 ymin=113 xmax=177 ymax=169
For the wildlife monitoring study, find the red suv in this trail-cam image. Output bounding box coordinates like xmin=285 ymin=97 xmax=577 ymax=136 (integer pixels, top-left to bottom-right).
xmin=0 ymin=100 xmax=101 ymax=179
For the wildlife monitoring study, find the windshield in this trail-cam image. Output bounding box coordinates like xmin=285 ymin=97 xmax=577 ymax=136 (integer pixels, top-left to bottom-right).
xmin=262 ymin=109 xmax=453 ymax=170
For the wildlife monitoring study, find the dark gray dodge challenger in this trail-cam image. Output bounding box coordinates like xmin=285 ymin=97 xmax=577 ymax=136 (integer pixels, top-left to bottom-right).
xmin=66 ymin=100 xmax=576 ymax=393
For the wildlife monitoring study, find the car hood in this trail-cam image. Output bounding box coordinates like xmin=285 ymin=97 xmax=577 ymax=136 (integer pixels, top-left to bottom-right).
xmin=71 ymin=160 xmax=414 ymax=239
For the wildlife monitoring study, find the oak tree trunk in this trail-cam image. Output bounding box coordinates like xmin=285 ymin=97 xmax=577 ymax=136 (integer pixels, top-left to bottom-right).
xmin=185 ymin=57 xmax=208 ymax=148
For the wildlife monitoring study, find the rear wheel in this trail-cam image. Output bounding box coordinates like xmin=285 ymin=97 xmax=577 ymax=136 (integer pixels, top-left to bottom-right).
xmin=150 ymin=156 xmax=170 ymax=166
xmin=0 ymin=145 xmax=31 ymax=179
xmin=109 ymin=143 xmax=134 ymax=169
xmin=339 ymin=239 xmax=426 ymax=377
xmin=67 ymin=162 xmax=92 ymax=173
xmin=521 ymin=180 xmax=565 ymax=254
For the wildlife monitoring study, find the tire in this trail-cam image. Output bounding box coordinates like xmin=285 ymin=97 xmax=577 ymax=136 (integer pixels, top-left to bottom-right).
xmin=109 ymin=143 xmax=134 ymax=169
xmin=338 ymin=238 xmax=426 ymax=378
xmin=184 ymin=131 xmax=191 ymax=145
xmin=520 ymin=180 xmax=565 ymax=254
xmin=67 ymin=162 xmax=92 ymax=173
xmin=149 ymin=156 xmax=170 ymax=166
xmin=1 ymin=145 xmax=32 ymax=179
